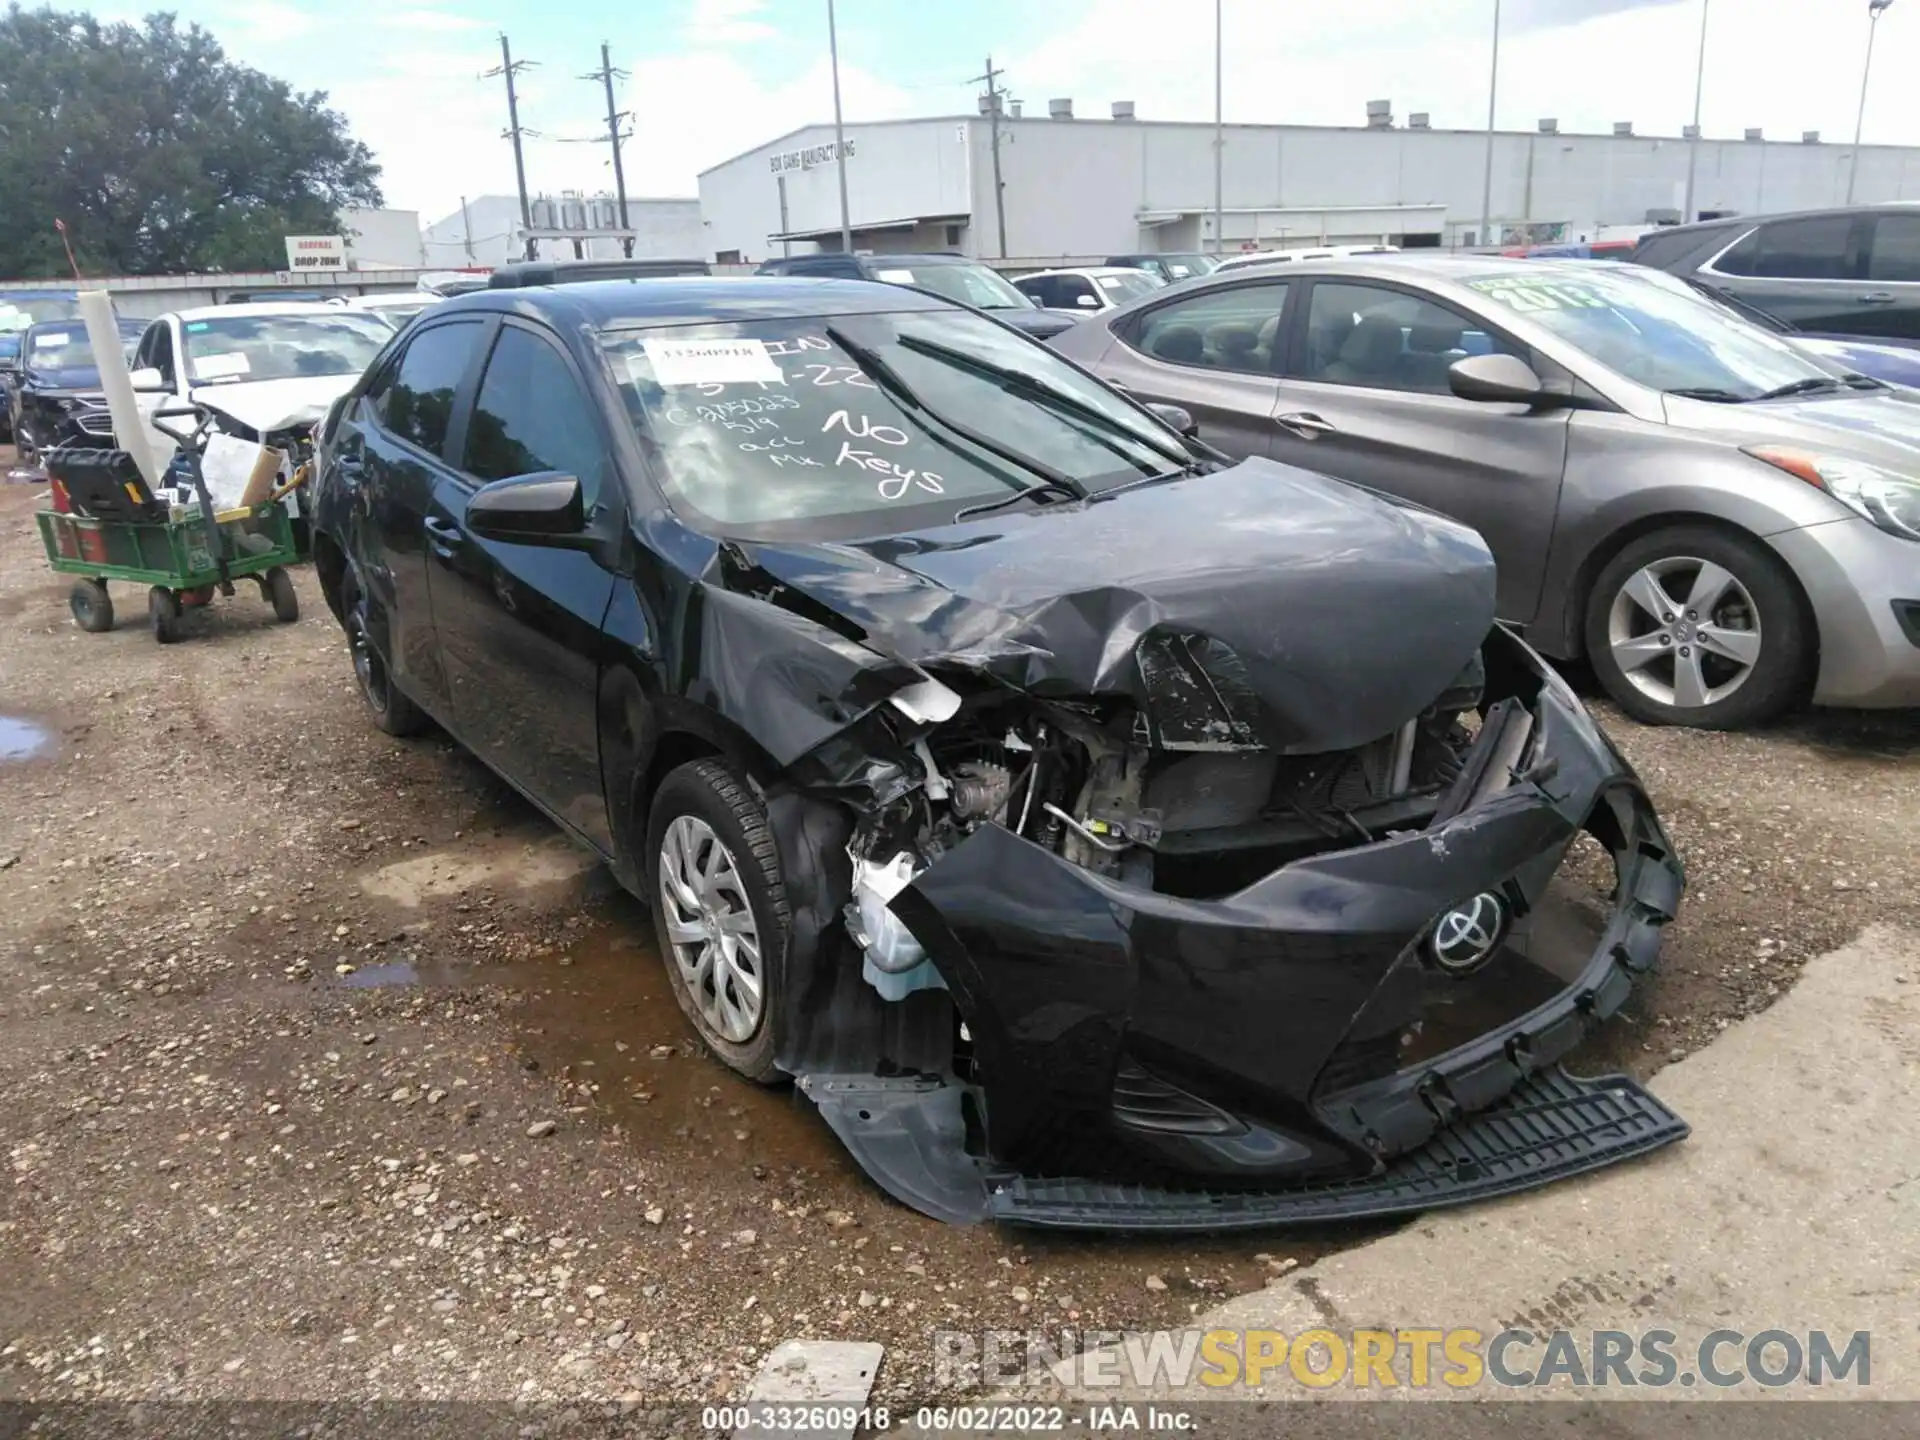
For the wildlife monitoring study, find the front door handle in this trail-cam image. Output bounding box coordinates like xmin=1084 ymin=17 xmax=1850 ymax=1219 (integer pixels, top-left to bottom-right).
xmin=1276 ymin=411 xmax=1336 ymax=438
xmin=423 ymin=516 xmax=462 ymax=561
xmin=1857 ymin=292 xmax=1897 ymax=304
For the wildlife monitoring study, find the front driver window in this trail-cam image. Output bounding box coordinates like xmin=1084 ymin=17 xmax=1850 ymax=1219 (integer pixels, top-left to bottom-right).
xmin=462 ymin=326 xmax=608 ymax=508
xmin=1129 ymin=281 xmax=1288 ymax=374
xmin=1298 ymin=282 xmax=1523 ymax=395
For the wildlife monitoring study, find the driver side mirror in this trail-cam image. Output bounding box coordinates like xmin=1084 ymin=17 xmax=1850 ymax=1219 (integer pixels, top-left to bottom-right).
xmin=1448 ymin=352 xmax=1552 ymax=405
xmin=467 ymin=472 xmax=587 ymax=545
xmin=1145 ymin=402 xmax=1199 ymax=438
xmin=129 ymin=367 xmax=168 ymax=393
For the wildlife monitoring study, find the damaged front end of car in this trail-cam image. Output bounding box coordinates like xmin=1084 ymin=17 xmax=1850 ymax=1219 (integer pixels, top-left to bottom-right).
xmin=696 ymin=464 xmax=1687 ymax=1230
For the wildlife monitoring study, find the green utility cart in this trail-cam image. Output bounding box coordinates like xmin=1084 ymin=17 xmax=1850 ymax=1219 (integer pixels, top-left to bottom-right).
xmin=35 ymin=405 xmax=301 ymax=644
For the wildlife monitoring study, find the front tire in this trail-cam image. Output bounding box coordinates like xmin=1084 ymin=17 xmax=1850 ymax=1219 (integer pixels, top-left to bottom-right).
xmin=1585 ymin=526 xmax=1809 ymax=729
xmin=646 ymin=759 xmax=790 ymax=1084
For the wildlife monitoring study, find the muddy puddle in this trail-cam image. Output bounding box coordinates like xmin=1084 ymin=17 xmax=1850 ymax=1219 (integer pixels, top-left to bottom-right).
xmin=0 ymin=715 xmax=53 ymax=762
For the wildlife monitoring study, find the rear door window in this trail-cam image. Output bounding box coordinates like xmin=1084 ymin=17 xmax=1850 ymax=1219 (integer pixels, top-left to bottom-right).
xmin=1718 ymin=215 xmax=1856 ymax=280
xmin=1866 ymin=213 xmax=1920 ymax=283
xmin=1126 ymin=282 xmax=1289 ymax=373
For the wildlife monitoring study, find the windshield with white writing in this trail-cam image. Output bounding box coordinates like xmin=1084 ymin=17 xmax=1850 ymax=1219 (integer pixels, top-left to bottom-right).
xmin=874 ymin=263 xmax=1031 ymax=311
xmin=601 ymin=310 xmax=1178 ymax=538
xmin=1464 ymin=271 xmax=1830 ymax=397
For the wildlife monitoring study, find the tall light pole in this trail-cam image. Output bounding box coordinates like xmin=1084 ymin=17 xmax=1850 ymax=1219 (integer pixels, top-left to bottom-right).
xmin=827 ymin=0 xmax=853 ymax=253
xmin=1213 ymin=0 xmax=1224 ymax=256
xmin=1848 ymin=0 xmax=1896 ymax=204
xmin=1478 ymin=0 xmax=1501 ymax=249
xmin=1682 ymin=0 xmax=1709 ymax=224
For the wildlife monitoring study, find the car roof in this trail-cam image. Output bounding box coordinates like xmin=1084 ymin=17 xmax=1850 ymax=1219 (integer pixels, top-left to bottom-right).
xmin=1648 ymin=200 xmax=1920 ymax=238
xmin=426 ymin=275 xmax=957 ymax=328
xmin=170 ymin=301 xmax=366 ymax=323
xmin=343 ymin=292 xmax=436 ymax=308
xmin=1018 ymin=266 xmax=1151 ymax=281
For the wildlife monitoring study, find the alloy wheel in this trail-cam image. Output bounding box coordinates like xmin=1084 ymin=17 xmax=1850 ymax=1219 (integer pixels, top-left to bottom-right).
xmin=656 ymin=814 xmax=764 ymax=1044
xmin=348 ymin=606 xmax=388 ymax=711
xmin=1606 ymin=556 xmax=1763 ymax=710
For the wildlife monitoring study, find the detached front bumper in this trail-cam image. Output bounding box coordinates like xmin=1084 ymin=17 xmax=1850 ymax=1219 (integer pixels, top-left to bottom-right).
xmin=799 ymin=635 xmax=1687 ymax=1229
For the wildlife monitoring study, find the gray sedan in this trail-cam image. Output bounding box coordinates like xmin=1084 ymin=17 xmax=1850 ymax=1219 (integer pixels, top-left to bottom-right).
xmin=1050 ymin=255 xmax=1920 ymax=728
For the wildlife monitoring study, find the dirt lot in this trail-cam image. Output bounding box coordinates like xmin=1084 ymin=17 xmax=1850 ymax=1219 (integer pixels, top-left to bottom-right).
xmin=2 ymin=465 xmax=1916 ymax=1405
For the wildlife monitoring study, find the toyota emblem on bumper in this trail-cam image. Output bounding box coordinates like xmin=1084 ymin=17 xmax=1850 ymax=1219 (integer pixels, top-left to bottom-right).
xmin=1429 ymin=892 xmax=1509 ymax=973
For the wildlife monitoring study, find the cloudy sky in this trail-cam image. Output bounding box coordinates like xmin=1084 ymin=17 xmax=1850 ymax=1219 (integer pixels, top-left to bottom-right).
xmin=144 ymin=0 xmax=1920 ymax=226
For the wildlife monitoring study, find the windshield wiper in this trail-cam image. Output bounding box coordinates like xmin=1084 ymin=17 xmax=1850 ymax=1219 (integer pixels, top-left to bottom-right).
xmin=1663 ymin=386 xmax=1753 ymax=403
xmin=823 ymin=325 xmax=1087 ymax=517
xmin=1752 ymin=376 xmax=1847 ymax=401
xmin=893 ymin=332 xmax=1198 ymax=476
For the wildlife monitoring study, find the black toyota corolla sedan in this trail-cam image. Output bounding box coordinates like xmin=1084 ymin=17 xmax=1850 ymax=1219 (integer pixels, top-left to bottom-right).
xmin=308 ymin=278 xmax=1687 ymax=1229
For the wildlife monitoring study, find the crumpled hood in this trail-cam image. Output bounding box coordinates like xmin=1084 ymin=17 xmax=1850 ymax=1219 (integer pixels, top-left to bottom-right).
xmin=189 ymin=375 xmax=355 ymax=436
xmin=730 ymin=456 xmax=1497 ymax=754
xmin=22 ymin=365 xmax=102 ymax=392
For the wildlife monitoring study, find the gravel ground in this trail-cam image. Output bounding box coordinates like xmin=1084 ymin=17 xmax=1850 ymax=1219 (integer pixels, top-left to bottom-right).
xmin=2 ymin=466 xmax=1916 ymax=1406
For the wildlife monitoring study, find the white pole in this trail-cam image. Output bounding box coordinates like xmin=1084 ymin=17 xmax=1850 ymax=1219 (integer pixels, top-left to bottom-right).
xmin=1683 ymin=0 xmax=1709 ymax=223
xmin=1213 ymin=0 xmax=1224 ymax=255
xmin=1478 ymin=0 xmax=1501 ymax=248
xmin=828 ymin=0 xmax=853 ymax=253
xmin=1848 ymin=1 xmax=1894 ymax=204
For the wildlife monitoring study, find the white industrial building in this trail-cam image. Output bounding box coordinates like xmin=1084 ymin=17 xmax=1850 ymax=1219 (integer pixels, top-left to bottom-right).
xmin=421 ymin=193 xmax=704 ymax=267
xmin=697 ymin=101 xmax=1920 ymax=265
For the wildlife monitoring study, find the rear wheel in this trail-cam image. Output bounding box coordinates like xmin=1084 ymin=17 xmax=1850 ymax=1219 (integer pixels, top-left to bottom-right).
xmin=1585 ymin=526 xmax=1809 ymax=729
xmin=265 ymin=567 xmax=299 ymax=623
xmin=148 ymin=587 xmax=181 ymax=645
xmin=69 ymin=580 xmax=113 ymax=633
xmin=646 ymin=759 xmax=790 ymax=1084
xmin=343 ymin=581 xmax=426 ymax=737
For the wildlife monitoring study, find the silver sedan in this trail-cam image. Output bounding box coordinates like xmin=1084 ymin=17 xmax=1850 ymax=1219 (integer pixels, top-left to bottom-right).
xmin=1050 ymin=255 xmax=1920 ymax=729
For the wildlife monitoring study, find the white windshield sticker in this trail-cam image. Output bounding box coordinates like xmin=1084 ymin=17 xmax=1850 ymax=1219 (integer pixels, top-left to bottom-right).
xmin=874 ymin=268 xmax=915 ymax=283
xmin=37 ymin=330 xmax=73 ymax=347
xmin=641 ymin=337 xmax=782 ymax=388
xmin=191 ymin=351 xmax=252 ymax=380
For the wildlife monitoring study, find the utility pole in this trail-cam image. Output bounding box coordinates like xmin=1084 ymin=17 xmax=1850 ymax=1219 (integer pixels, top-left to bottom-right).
xmin=1682 ymin=0 xmax=1709 ymax=224
xmin=1849 ymin=0 xmax=1896 ymax=204
xmin=584 ymin=43 xmax=635 ymax=257
xmin=484 ymin=34 xmax=538 ymax=261
xmin=1478 ymin=0 xmax=1501 ymax=249
xmin=827 ymin=0 xmax=853 ymax=254
xmin=459 ymin=196 xmax=477 ymax=262
xmin=1213 ymin=0 xmax=1223 ymax=256
xmin=970 ymin=56 xmax=1008 ymax=258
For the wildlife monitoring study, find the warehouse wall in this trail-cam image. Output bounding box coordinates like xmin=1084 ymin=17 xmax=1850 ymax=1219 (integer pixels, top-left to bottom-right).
xmin=702 ymin=113 xmax=1920 ymax=263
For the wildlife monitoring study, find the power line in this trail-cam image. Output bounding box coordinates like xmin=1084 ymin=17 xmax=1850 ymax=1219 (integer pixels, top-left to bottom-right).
xmin=482 ymin=33 xmax=538 ymax=261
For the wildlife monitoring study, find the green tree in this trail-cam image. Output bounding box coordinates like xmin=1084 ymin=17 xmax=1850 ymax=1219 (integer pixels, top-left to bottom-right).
xmin=0 ymin=5 xmax=382 ymax=277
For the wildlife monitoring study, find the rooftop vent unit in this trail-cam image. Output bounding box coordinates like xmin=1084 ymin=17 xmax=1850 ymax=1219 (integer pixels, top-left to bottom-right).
xmin=1112 ymin=100 xmax=1135 ymax=121
xmin=1803 ymin=130 xmax=1821 ymax=143
xmin=1539 ymin=118 xmax=1559 ymax=133
xmin=1048 ymin=97 xmax=1073 ymax=120
xmin=1613 ymin=121 xmax=1633 ymax=137
xmin=1366 ymin=98 xmax=1393 ymax=129
xmin=1683 ymin=124 xmax=1700 ymax=139
xmin=1409 ymin=112 xmax=1430 ymax=130
xmin=1008 ymin=100 xmax=1022 ymax=118
xmin=1745 ymin=127 xmax=1764 ymax=141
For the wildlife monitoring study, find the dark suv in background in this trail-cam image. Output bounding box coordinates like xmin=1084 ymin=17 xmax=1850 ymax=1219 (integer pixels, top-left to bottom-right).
xmin=751 ymin=251 xmax=1074 ymax=338
xmin=1632 ymin=203 xmax=1920 ymax=346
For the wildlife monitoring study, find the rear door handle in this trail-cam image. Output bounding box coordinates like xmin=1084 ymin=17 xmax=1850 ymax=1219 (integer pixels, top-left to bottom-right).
xmin=1276 ymin=411 xmax=1336 ymax=438
xmin=1857 ymin=292 xmax=1897 ymax=304
xmin=423 ymin=516 xmax=462 ymax=560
